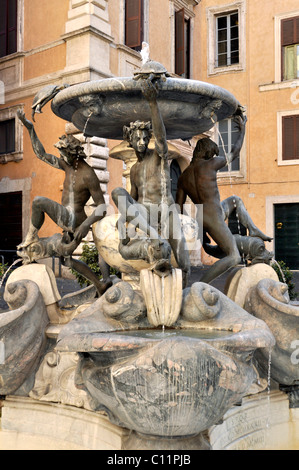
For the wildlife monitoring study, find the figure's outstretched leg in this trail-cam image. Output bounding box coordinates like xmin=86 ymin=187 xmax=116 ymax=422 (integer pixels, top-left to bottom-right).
xmin=222 ymin=196 xmax=272 ymax=242
xmin=200 ymin=222 xmax=241 ymax=284
xmin=98 ymin=253 xmax=111 ymax=282
xmin=62 ymin=256 xmax=112 ymax=297
xmin=112 ymin=187 xmax=160 ymax=240
xmin=19 ymin=197 xmax=75 ymax=249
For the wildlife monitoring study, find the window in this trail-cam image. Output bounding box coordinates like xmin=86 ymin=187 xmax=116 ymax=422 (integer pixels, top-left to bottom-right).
xmin=125 ymin=0 xmax=144 ymax=51
xmin=0 ymin=106 xmax=23 ymax=164
xmin=175 ymin=9 xmax=191 ymax=78
xmin=282 ymin=115 xmax=299 ymax=161
xmin=277 ymin=111 xmax=299 ymax=166
xmin=0 ymin=119 xmax=15 ymax=155
xmin=217 ymin=118 xmax=240 ymax=173
xmin=281 ymin=16 xmax=299 ymax=81
xmin=206 ymin=2 xmax=246 ymax=76
xmin=216 ymin=12 xmax=239 ymax=68
xmin=0 ymin=0 xmax=18 ymax=58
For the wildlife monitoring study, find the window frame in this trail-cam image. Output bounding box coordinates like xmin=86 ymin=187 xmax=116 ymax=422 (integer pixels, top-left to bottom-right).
xmin=0 ymin=105 xmax=23 ymax=164
xmin=281 ymin=16 xmax=299 ymax=82
xmin=277 ymin=110 xmax=299 ymax=166
xmin=170 ymin=1 xmax=195 ymax=78
xmin=210 ymin=116 xmax=246 ymax=181
xmin=274 ymin=11 xmax=299 ymax=85
xmin=206 ymin=1 xmax=246 ymax=76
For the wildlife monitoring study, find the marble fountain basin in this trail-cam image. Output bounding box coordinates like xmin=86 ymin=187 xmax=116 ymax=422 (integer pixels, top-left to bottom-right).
xmin=56 ymin=281 xmax=275 ymax=438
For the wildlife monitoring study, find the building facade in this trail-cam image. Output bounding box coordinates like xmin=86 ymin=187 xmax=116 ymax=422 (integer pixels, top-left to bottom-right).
xmin=195 ymin=0 xmax=299 ymax=268
xmin=0 ymin=0 xmax=299 ymax=268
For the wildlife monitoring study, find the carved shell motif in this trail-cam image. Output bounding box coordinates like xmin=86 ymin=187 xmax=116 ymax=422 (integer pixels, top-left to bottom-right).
xmin=140 ymin=268 xmax=183 ymax=327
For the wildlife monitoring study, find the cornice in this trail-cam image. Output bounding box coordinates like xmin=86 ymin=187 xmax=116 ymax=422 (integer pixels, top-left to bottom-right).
xmin=61 ymin=25 xmax=114 ymax=44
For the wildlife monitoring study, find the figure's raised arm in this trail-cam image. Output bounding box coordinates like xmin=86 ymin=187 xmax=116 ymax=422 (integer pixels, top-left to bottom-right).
xmin=140 ymin=79 xmax=168 ymax=159
xmin=226 ymin=109 xmax=247 ymax=165
xmin=17 ymin=110 xmax=62 ymax=170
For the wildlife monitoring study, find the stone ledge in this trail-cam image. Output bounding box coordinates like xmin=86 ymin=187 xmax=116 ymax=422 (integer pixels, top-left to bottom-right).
xmin=1 ymin=396 xmax=129 ymax=450
xmin=0 ymin=152 xmax=23 ymax=164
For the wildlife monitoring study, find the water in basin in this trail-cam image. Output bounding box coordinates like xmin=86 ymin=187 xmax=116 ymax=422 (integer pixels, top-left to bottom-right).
xmin=112 ymin=329 xmax=235 ymax=340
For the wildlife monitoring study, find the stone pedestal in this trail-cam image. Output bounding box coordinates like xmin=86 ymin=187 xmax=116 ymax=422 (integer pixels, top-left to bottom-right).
xmin=2 ymin=391 xmax=299 ymax=450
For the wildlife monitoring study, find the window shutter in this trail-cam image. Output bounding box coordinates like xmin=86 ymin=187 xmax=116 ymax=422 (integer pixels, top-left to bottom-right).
xmin=7 ymin=0 xmax=17 ymax=55
xmin=0 ymin=0 xmax=17 ymax=58
xmin=175 ymin=9 xmax=185 ymax=76
xmin=282 ymin=16 xmax=299 ymax=46
xmin=282 ymin=115 xmax=299 ymax=160
xmin=0 ymin=0 xmax=8 ymax=58
xmin=125 ymin=0 xmax=143 ymax=50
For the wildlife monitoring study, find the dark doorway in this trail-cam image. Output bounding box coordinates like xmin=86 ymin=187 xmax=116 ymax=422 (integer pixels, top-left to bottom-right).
xmin=0 ymin=191 xmax=22 ymax=264
xmin=274 ymin=202 xmax=299 ymax=269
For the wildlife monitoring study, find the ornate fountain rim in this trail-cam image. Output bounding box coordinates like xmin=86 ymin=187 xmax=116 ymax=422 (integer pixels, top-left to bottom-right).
xmin=57 ymin=325 xmax=275 ymax=357
xmin=51 ymin=76 xmax=240 ymax=141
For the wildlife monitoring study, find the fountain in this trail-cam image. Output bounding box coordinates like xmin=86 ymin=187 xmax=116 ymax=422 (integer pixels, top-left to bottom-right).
xmin=2 ymin=51 xmax=294 ymax=451
xmin=245 ymin=278 xmax=299 ymax=407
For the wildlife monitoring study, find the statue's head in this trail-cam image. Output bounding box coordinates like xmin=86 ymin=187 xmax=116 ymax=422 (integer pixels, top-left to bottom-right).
xmin=193 ymin=137 xmax=219 ymax=161
xmin=55 ymin=135 xmax=85 ymax=164
xmin=123 ymin=121 xmax=152 ymax=156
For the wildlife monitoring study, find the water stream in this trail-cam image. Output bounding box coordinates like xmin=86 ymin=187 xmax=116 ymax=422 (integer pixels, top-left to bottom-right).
xmin=161 ymin=275 xmax=165 ymax=332
xmin=266 ymin=348 xmax=272 ymax=422
xmin=271 ymin=259 xmax=287 ymax=284
xmin=0 ymin=258 xmax=22 ymax=291
xmin=160 ymin=157 xmax=169 ymax=246
xmin=83 ymin=111 xmax=93 ymax=138
xmin=264 ymin=347 xmax=273 ymax=448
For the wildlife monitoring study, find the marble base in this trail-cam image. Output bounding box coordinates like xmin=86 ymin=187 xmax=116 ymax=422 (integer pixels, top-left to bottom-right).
xmin=2 ymin=391 xmax=299 ymax=450
xmin=0 ymin=396 xmax=129 ymax=450
xmin=209 ymin=390 xmax=299 ymax=450
xmin=0 ymin=396 xmax=209 ymax=450
xmin=123 ymin=431 xmax=211 ymax=450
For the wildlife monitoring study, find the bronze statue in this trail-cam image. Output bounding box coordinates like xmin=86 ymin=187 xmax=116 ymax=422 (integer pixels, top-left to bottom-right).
xmin=17 ymin=110 xmax=112 ymax=295
xmin=111 ymin=78 xmax=190 ymax=286
xmin=221 ymin=195 xmax=272 ymax=242
xmin=201 ymin=195 xmax=273 ymax=265
xmin=176 ymin=112 xmax=248 ymax=283
xmin=203 ymin=233 xmax=274 ymax=266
